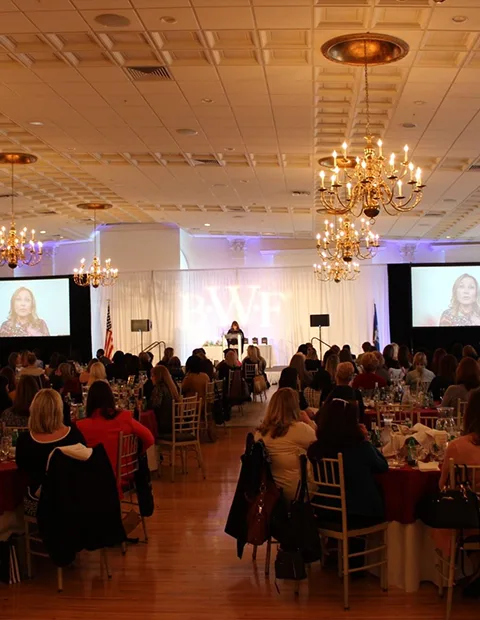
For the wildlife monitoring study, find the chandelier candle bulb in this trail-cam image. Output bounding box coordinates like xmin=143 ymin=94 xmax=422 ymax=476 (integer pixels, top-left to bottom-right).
xmin=408 ymin=162 xmax=415 ymax=182
xmin=342 ymin=142 xmax=348 ymax=159
xmin=331 ymin=174 xmax=336 ymax=188
xmin=347 ymin=182 xmax=352 ymax=198
xmin=397 ymin=180 xmax=403 ymax=198
xmin=377 ymin=139 xmax=383 ymax=157
xmin=403 ymin=145 xmax=409 ymax=164
xmin=416 ymin=168 xmax=422 ymax=187
xmin=319 ymin=170 xmax=325 ymax=189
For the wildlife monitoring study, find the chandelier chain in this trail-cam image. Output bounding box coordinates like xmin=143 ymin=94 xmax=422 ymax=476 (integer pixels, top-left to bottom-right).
xmin=363 ymin=39 xmax=370 ymax=138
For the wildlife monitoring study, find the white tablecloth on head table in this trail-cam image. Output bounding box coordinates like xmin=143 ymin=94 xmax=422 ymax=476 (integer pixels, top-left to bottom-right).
xmin=203 ymin=345 xmax=273 ymax=368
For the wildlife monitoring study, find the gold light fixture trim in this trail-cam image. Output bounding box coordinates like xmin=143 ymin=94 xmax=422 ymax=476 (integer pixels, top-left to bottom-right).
xmin=73 ymin=202 xmax=118 ymax=289
xmin=317 ymin=216 xmax=380 ymax=263
xmin=313 ymin=259 xmax=360 ymax=284
xmin=317 ymin=34 xmax=424 ymax=220
xmin=0 ymin=152 xmax=42 ymax=270
xmin=321 ymin=33 xmax=409 ymax=66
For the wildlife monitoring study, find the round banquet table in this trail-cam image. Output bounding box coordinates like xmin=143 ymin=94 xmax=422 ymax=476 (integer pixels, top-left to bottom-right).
xmin=369 ymin=466 xmax=442 ymax=592
xmin=0 ymin=461 xmax=26 ymax=542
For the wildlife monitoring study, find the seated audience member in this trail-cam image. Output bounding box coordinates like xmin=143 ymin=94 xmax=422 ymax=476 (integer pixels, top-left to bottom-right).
xmin=463 ymin=344 xmax=478 ymax=360
xmin=305 ymin=347 xmax=322 ymax=372
xmin=435 ymin=389 xmax=480 ymax=594
xmin=373 ymin=351 xmax=390 ymax=384
xmin=254 ymin=387 xmax=316 ymax=501
xmin=147 ymin=365 xmax=180 ymax=434
xmin=383 ymin=344 xmax=400 ymax=370
xmin=87 ymin=361 xmax=107 ymax=387
xmin=279 ymin=367 xmax=310 ymax=412
xmin=321 ymin=362 xmax=365 ymax=422
xmin=353 ymin=352 xmax=387 ymax=390
xmin=79 ymin=358 xmax=99 ymax=384
xmin=76 ymin=381 xmax=153 ymax=477
xmin=20 ymin=352 xmax=48 ymax=388
xmin=428 ymin=354 xmax=457 ymax=402
xmin=398 ymin=345 xmax=412 ymax=374
xmin=441 ymin=356 xmax=480 ymax=409
xmin=289 ymin=353 xmax=312 ymax=390
xmin=242 ymin=345 xmax=269 ymax=391
xmin=308 ymin=399 xmax=388 ymax=528
xmin=181 ymin=355 xmax=210 ymax=401
xmin=54 ymin=362 xmax=82 ymax=400
xmin=16 ymin=389 xmax=86 ymax=495
xmin=254 ymin=346 xmax=268 ymax=373
xmin=310 ymin=360 xmax=333 ymax=397
xmin=297 ymin=344 xmax=309 ymax=356
xmin=7 ymin=352 xmax=20 ymax=375
xmin=160 ymin=347 xmax=174 ymax=367
xmin=139 ymin=351 xmax=153 ymax=378
xmin=339 ymin=347 xmax=359 ymax=373
xmin=217 ymin=350 xmax=241 ymax=382
xmin=325 ymin=353 xmax=339 ymax=382
xmin=106 ymin=351 xmax=129 ymax=382
xmin=32 ymin=348 xmax=45 ymax=369
xmin=451 ymin=342 xmax=463 ymax=363
xmin=168 ymin=356 xmax=185 ymax=382
xmin=0 ymin=376 xmax=12 ymax=414
xmin=195 ymin=348 xmax=215 ymax=380
xmin=0 ymin=366 xmax=17 ymax=400
xmin=96 ymin=348 xmax=111 ymax=367
xmin=46 ymin=352 xmax=66 ymax=379
xmin=431 ymin=348 xmax=447 ymax=376
xmin=125 ymin=353 xmax=140 ymax=380
xmin=1 ymin=375 xmax=39 ymax=427
xmin=405 ymin=352 xmax=435 ymax=390
xmin=357 ymin=342 xmax=373 ymax=367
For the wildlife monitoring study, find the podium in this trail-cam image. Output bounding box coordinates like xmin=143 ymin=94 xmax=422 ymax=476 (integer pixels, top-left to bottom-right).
xmin=225 ymin=331 xmax=244 ymax=358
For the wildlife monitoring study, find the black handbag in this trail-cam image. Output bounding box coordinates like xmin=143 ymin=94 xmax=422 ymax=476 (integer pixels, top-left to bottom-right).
xmin=274 ymin=548 xmax=306 ymax=581
xmin=418 ymin=465 xmax=480 ymax=530
xmin=288 ymin=455 xmax=322 ymax=563
xmin=133 ymin=452 xmax=154 ymax=518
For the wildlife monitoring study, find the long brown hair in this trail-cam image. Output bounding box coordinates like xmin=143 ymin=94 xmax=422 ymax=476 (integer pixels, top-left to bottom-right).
xmin=13 ymin=375 xmax=39 ymax=415
xmin=455 ymin=357 xmax=480 ymax=390
xmin=463 ymin=387 xmax=480 ymax=445
xmin=257 ymin=387 xmax=300 ymax=439
xmin=0 ymin=366 xmax=16 ymax=392
xmin=308 ymin=399 xmax=364 ymax=460
xmin=431 ymin=348 xmax=447 ymax=375
xmin=289 ymin=353 xmax=310 ymax=387
xmin=449 ymin=273 xmax=480 ymax=316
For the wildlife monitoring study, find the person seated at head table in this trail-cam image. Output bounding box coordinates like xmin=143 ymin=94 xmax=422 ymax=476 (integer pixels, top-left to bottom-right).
xmin=15 ymin=389 xmax=86 ymax=495
xmin=76 ymin=381 xmax=154 ymax=478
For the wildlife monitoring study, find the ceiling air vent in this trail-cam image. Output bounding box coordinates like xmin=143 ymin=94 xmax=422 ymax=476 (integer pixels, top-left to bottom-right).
xmin=125 ymin=66 xmax=173 ymax=81
xmin=423 ymin=211 xmax=446 ymax=218
xmin=225 ymin=205 xmax=245 ymax=212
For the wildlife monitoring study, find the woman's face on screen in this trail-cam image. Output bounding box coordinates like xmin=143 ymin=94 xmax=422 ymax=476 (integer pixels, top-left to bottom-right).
xmin=456 ymin=277 xmax=477 ymax=306
xmin=14 ymin=289 xmax=33 ymax=318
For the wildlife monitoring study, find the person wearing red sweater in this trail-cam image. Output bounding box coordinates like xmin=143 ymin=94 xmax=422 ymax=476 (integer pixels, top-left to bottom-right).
xmin=77 ymin=380 xmax=154 ymax=479
xmin=352 ymin=352 xmax=387 ymax=390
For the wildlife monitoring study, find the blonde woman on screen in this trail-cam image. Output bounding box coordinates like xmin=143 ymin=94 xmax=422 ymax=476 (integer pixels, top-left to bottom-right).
xmin=0 ymin=287 xmax=50 ymax=337
xmin=439 ymin=274 xmax=480 ymax=327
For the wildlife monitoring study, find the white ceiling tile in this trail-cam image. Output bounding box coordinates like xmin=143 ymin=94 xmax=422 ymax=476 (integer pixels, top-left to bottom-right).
xmin=195 ymin=8 xmax=255 ymax=30
xmin=255 ymin=7 xmax=311 ymax=29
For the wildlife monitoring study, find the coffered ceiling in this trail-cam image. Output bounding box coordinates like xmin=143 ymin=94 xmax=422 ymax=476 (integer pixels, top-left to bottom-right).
xmin=0 ymin=0 xmax=479 ymax=243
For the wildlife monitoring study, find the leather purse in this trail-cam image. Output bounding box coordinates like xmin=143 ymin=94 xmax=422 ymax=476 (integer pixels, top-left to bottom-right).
xmin=253 ymin=375 xmax=267 ymax=394
xmin=246 ymin=474 xmax=281 ymax=546
xmin=274 ymin=548 xmax=306 ymax=581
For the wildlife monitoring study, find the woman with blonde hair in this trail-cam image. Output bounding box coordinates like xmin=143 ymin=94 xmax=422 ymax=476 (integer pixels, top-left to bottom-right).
xmin=87 ymin=361 xmax=107 ymax=387
xmin=0 ymin=287 xmax=50 ymax=337
xmin=289 ymin=352 xmax=311 ymax=390
xmin=405 ymin=352 xmax=435 ymax=390
xmin=15 ymin=389 xmax=85 ymax=494
xmin=255 ymin=387 xmax=316 ymax=501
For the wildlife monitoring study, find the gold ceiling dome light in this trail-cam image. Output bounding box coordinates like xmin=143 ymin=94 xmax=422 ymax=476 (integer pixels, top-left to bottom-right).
xmin=318 ymin=33 xmax=425 ymax=220
xmin=73 ymin=203 xmax=118 ymax=288
xmin=0 ymin=152 xmax=43 ymax=269
xmin=313 ymin=258 xmax=360 ymax=284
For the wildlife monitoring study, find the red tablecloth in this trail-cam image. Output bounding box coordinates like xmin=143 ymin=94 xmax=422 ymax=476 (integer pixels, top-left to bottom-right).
xmin=0 ymin=462 xmax=25 ymax=516
xmin=375 ymin=467 xmax=441 ymax=525
xmin=140 ymin=410 xmax=158 ymax=440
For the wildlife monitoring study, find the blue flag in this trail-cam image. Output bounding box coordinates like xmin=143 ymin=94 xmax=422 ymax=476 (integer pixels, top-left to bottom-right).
xmin=373 ymin=303 xmax=380 ymax=351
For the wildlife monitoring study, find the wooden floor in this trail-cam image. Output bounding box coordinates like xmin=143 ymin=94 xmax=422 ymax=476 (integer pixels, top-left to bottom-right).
xmin=2 ymin=426 xmax=477 ymax=620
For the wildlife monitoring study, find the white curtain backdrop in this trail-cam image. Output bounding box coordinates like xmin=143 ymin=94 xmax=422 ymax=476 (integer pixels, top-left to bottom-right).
xmin=91 ymin=265 xmax=390 ymax=366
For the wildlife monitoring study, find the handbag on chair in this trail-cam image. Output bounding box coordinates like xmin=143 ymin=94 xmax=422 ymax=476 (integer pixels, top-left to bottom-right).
xmin=253 ymin=375 xmax=267 ymax=395
xmin=246 ymin=472 xmax=281 ymax=546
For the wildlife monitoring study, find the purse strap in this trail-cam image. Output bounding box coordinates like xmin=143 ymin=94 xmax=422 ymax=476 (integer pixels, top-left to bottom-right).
xmin=294 ymin=454 xmax=309 ymax=504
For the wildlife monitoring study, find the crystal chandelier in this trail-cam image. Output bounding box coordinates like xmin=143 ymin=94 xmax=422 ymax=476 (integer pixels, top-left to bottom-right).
xmin=317 ymin=216 xmax=380 ymax=262
xmin=0 ymin=153 xmax=43 ymax=269
xmin=313 ymin=259 xmax=360 ymax=284
xmin=318 ymin=34 xmax=425 ymax=220
xmin=73 ymin=203 xmax=118 ymax=288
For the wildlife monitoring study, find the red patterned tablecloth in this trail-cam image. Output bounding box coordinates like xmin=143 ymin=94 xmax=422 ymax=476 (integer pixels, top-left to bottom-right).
xmin=0 ymin=461 xmax=26 ymax=516
xmin=140 ymin=410 xmax=158 ymax=440
xmin=375 ymin=467 xmax=441 ymax=525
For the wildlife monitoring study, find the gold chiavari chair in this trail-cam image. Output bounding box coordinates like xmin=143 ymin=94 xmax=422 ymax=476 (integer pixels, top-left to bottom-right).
xmin=376 ymin=403 xmax=414 ymax=427
xmin=457 ymin=400 xmax=467 ymax=429
xmin=310 ymin=455 xmax=388 ymax=610
xmin=417 ymin=415 xmax=438 ymax=429
xmin=157 ymin=395 xmax=205 ymax=482
xmin=201 ymin=381 xmax=217 ymax=442
xmin=304 ymin=387 xmax=321 ymax=409
xmin=437 ymin=460 xmax=480 ymax=620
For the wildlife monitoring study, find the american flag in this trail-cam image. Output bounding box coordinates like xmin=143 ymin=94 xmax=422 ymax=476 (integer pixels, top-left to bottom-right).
xmin=104 ymin=301 xmax=114 ymax=360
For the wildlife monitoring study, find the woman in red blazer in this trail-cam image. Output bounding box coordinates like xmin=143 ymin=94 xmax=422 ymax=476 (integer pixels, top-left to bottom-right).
xmin=77 ymin=381 xmax=154 ymax=479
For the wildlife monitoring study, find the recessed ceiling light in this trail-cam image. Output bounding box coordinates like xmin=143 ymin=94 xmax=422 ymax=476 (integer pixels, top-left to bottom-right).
xmin=29 ymin=121 xmax=43 ymax=126
xmin=402 ymin=122 xmax=417 ymax=128
xmin=446 ymin=236 xmax=451 ymax=239
xmin=204 ymin=223 xmax=211 ymax=227
xmin=201 ymin=98 xmax=214 ymax=104
xmin=40 ymin=230 xmax=46 ymax=234
xmin=176 ymin=128 xmax=198 ymax=136
xmin=94 ymin=13 xmax=130 ymax=27
xmin=452 ymin=15 xmax=468 ymax=23
xmin=160 ymin=15 xmax=177 ymax=24
xmin=414 ymin=101 xmax=425 ymax=106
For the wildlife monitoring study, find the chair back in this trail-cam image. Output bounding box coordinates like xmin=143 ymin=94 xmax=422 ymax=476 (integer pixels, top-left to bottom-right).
xmin=448 ymin=458 xmax=480 ymax=493
xmin=377 ymin=403 xmax=414 ymax=426
xmin=244 ymin=363 xmax=258 ymax=381
xmin=418 ymin=415 xmax=438 ymax=429
xmin=304 ymin=387 xmax=321 ymax=409
xmin=205 ymin=381 xmax=215 ymax=414
xmin=261 ymin=337 xmax=268 ymax=345
xmin=457 ymin=399 xmax=467 ymax=428
xmin=214 ymin=379 xmax=223 ymax=399
xmin=172 ymin=396 xmax=202 ymax=440
xmin=117 ymin=433 xmax=139 ymax=485
xmin=310 ymin=453 xmax=347 ymax=532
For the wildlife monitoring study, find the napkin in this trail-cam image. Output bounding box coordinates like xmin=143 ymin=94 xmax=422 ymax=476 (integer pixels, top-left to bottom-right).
xmin=418 ymin=461 xmax=440 ymax=472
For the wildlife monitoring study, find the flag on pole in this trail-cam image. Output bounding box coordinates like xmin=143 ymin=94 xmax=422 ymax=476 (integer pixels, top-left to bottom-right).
xmin=104 ymin=300 xmax=114 ymax=360
xmin=373 ymin=303 xmax=380 ymax=351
